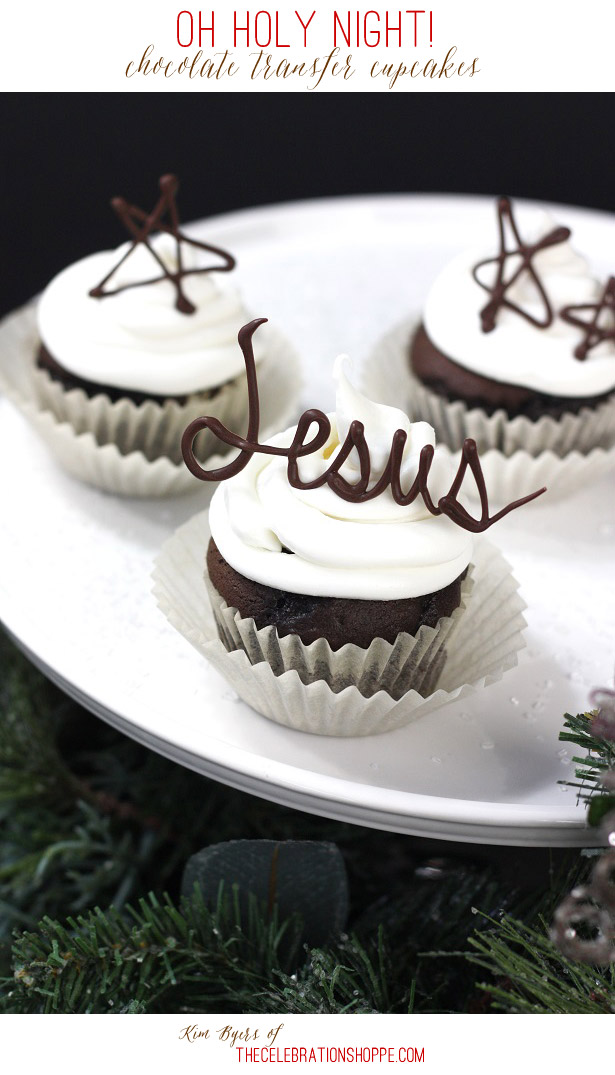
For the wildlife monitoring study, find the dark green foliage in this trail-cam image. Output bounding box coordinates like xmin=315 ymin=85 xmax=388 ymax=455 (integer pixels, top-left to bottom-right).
xmin=6 ymin=886 xmax=304 ymax=1014
xmin=2 ymin=630 xmax=615 ymax=1015
xmin=467 ymin=914 xmax=615 ymax=1013
xmin=588 ymin=794 xmax=615 ymax=827
xmin=0 ymin=868 xmax=504 ymax=1015
xmin=559 ymin=711 xmax=615 ymax=801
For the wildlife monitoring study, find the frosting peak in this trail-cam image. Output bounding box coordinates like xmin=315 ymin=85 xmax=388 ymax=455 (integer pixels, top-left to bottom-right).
xmin=295 ymin=355 xmax=451 ymax=522
xmin=334 ymin=352 xmax=411 ymax=475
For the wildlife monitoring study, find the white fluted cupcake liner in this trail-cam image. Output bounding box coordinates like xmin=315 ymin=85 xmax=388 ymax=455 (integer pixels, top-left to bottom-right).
xmin=31 ymin=358 xmax=253 ymax=465
xmin=204 ymin=569 xmax=474 ymax=702
xmin=152 ymin=511 xmax=527 ymax=737
xmin=0 ymin=302 xmax=301 ymax=497
xmin=363 ymin=318 xmax=615 ymax=502
xmin=404 ymin=363 xmax=615 ymax=456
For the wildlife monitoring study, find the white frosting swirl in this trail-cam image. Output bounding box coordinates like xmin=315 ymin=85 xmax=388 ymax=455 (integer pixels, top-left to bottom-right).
xmin=423 ymin=213 xmax=615 ymax=398
xmin=37 ymin=234 xmax=260 ymax=395
xmin=209 ymin=357 xmax=472 ymax=600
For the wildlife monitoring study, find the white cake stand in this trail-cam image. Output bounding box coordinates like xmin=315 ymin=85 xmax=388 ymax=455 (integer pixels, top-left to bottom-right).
xmin=1 ymin=193 xmax=614 ymax=846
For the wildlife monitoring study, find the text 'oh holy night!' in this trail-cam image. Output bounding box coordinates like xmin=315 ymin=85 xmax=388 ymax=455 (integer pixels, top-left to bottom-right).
xmin=175 ymin=9 xmax=434 ymax=49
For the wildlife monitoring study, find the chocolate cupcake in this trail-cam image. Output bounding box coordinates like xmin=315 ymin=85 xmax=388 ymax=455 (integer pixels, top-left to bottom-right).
xmin=410 ymin=323 xmax=613 ymax=424
xmin=205 ymin=536 xmax=466 ymax=651
xmin=406 ymin=197 xmax=615 ymax=456
xmin=7 ymin=175 xmax=297 ymax=496
xmin=169 ymin=319 xmax=542 ymax=733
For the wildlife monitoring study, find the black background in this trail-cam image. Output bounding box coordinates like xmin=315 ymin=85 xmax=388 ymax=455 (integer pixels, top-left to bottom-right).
xmin=2 ymin=92 xmax=613 ymax=317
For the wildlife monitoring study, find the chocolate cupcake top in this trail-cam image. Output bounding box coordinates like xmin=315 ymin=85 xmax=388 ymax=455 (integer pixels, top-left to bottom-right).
xmin=422 ymin=197 xmax=615 ymax=399
xmin=37 ymin=176 xmax=263 ymax=397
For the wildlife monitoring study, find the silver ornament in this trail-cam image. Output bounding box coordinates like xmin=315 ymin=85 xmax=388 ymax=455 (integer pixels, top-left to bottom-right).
xmin=590 ymin=686 xmax=615 ymax=741
xmin=552 ymin=887 xmax=614 ymax=964
xmin=590 ymin=851 xmax=615 ymax=913
xmin=598 ymin=809 xmax=615 ymax=849
xmin=601 ymin=770 xmax=615 ymax=792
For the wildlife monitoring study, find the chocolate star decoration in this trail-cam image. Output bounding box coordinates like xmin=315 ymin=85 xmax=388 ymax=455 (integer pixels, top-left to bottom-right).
xmin=472 ymin=196 xmax=571 ymax=333
xmin=89 ymin=174 xmax=236 ymax=314
xmin=560 ymin=276 xmax=615 ymax=361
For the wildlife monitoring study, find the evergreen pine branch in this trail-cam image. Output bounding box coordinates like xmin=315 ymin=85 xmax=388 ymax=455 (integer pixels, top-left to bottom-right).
xmin=252 ymin=930 xmax=410 ymax=1015
xmin=0 ymin=895 xmax=437 ymax=1015
xmin=2 ymin=864 xmax=521 ymax=1015
xmin=1 ymin=843 xmax=600 ymax=1016
xmin=466 ymin=913 xmax=615 ymax=1014
xmin=3 ymin=885 xmax=304 ymax=1014
xmin=559 ymin=711 xmax=615 ymax=802
xmin=412 ymin=855 xmax=582 ymax=1011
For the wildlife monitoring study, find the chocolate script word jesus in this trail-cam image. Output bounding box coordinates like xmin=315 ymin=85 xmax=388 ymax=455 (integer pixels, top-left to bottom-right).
xmin=181 ymin=319 xmax=546 ymax=533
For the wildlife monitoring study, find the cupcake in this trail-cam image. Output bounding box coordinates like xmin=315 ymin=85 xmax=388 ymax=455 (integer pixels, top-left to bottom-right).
xmin=406 ymin=196 xmax=615 ymax=457
xmin=158 ymin=318 xmax=542 ymax=736
xmin=2 ymin=174 xmax=297 ymax=496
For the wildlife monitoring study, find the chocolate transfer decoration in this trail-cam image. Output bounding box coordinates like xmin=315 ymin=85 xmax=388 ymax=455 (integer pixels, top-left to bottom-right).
xmin=472 ymin=196 xmax=571 ymax=334
xmin=560 ymin=276 xmax=615 ymax=361
xmin=182 ymin=319 xmax=546 ymax=533
xmin=89 ymin=174 xmax=236 ymax=314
